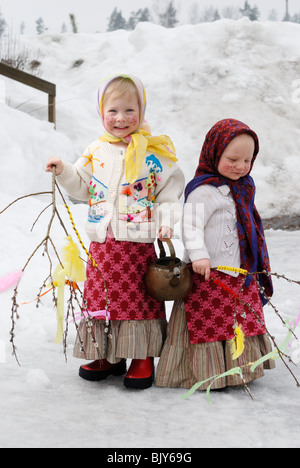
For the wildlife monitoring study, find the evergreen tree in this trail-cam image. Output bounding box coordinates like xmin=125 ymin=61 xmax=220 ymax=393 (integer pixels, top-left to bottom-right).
xmin=291 ymin=13 xmax=300 ymax=23
xmin=268 ymin=9 xmax=278 ymax=21
xmin=61 ymin=22 xmax=67 ymax=33
xmin=222 ymin=6 xmax=242 ymax=20
xmin=20 ymin=21 xmax=25 ymax=34
xmin=200 ymin=6 xmax=220 ymax=22
xmin=188 ymin=3 xmax=201 ymax=24
xmin=240 ymin=1 xmax=260 ymax=21
xmin=0 ymin=9 xmax=7 ymax=36
xmin=36 ymin=17 xmax=47 ymax=35
xmin=107 ymin=8 xmax=127 ymax=31
xmin=127 ymin=8 xmax=151 ymax=30
xmin=213 ymin=9 xmax=221 ymax=21
xmin=159 ymin=1 xmax=178 ymax=28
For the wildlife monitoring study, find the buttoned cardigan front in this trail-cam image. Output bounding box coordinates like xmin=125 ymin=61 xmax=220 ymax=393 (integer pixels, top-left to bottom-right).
xmin=182 ymin=184 xmax=241 ymax=277
xmin=57 ymin=140 xmax=185 ymax=244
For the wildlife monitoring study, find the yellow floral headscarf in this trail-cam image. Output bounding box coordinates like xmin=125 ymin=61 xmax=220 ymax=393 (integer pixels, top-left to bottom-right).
xmin=97 ymin=74 xmax=177 ymax=184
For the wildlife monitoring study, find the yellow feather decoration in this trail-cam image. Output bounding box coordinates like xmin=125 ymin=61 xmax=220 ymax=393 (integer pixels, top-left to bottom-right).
xmin=62 ymin=235 xmax=86 ymax=282
xmin=230 ymin=325 xmax=245 ymax=360
xmin=52 ymin=264 xmax=66 ymax=344
xmin=50 ymin=236 xmax=86 ymax=344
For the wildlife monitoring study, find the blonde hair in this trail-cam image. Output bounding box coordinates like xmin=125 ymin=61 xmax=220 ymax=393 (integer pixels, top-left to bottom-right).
xmin=102 ymin=76 xmax=142 ymax=113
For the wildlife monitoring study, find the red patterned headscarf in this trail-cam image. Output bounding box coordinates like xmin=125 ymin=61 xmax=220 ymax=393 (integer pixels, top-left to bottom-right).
xmin=185 ymin=118 xmax=273 ymax=303
xmin=193 ymin=118 xmax=259 ymax=179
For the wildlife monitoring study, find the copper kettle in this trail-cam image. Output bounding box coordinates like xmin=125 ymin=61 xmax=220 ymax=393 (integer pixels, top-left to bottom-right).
xmin=145 ymin=238 xmax=192 ymax=301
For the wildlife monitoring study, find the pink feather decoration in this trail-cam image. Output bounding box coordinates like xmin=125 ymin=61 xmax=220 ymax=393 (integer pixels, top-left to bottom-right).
xmin=0 ymin=270 xmax=23 ymax=293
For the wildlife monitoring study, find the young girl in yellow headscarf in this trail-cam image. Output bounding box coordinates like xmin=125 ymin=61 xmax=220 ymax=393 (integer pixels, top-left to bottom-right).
xmin=46 ymin=74 xmax=184 ymax=389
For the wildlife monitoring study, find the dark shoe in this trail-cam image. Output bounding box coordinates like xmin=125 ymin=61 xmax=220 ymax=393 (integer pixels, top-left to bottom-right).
xmin=124 ymin=357 xmax=154 ymax=389
xmin=79 ymin=359 xmax=127 ymax=381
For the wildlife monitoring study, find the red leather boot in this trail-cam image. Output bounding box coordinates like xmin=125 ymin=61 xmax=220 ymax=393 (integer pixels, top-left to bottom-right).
xmin=79 ymin=359 xmax=127 ymax=381
xmin=124 ymin=357 xmax=154 ymax=389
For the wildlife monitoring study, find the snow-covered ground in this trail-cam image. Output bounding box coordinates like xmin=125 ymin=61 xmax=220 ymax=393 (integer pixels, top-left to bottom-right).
xmin=0 ymin=18 xmax=300 ymax=448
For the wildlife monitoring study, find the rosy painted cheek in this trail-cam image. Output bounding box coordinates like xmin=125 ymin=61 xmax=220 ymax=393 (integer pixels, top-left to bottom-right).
xmin=129 ymin=116 xmax=138 ymax=125
xmin=104 ymin=116 xmax=116 ymax=130
xmin=105 ymin=116 xmax=114 ymax=125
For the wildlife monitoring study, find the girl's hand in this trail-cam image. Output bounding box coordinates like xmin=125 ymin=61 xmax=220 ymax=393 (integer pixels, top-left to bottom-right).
xmin=46 ymin=157 xmax=64 ymax=175
xmin=158 ymin=226 xmax=173 ymax=241
xmin=192 ymin=258 xmax=211 ymax=281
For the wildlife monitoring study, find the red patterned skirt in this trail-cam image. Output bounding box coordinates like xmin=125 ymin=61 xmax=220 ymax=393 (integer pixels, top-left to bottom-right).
xmin=184 ymin=268 xmax=267 ymax=344
xmin=83 ymin=238 xmax=166 ymax=321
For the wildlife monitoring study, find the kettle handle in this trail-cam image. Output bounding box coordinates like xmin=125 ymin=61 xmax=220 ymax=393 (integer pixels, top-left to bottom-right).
xmin=157 ymin=238 xmax=176 ymax=259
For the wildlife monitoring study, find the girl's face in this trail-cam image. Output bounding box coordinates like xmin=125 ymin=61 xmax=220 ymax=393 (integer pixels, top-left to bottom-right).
xmin=103 ymin=90 xmax=140 ymax=138
xmin=217 ymin=134 xmax=255 ymax=180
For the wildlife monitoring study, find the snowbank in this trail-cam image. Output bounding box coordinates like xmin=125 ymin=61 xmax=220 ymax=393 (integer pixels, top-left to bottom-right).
xmin=2 ymin=18 xmax=300 ymax=217
xmin=0 ymin=103 xmax=75 ymax=196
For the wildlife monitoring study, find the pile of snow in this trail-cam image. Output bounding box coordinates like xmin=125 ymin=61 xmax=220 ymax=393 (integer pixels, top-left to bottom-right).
xmin=0 ymin=103 xmax=75 ymax=196
xmin=2 ymin=18 xmax=300 ymax=217
xmin=0 ymin=19 xmax=300 ymax=448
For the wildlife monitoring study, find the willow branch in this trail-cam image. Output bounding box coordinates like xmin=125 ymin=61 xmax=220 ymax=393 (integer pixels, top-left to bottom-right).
xmin=7 ymin=168 xmax=69 ymax=364
xmin=0 ymin=192 xmax=52 ymax=215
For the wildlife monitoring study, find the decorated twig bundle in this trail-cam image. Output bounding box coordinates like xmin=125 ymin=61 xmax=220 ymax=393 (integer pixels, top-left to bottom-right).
xmin=0 ymin=168 xmax=109 ymax=365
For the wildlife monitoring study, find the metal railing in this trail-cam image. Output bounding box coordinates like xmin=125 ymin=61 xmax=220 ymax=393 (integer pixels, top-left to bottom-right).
xmin=0 ymin=62 xmax=56 ymax=128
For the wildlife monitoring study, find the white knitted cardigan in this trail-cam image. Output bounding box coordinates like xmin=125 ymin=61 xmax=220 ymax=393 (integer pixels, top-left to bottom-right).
xmin=182 ymin=184 xmax=241 ymax=277
xmin=57 ymin=140 xmax=184 ymax=244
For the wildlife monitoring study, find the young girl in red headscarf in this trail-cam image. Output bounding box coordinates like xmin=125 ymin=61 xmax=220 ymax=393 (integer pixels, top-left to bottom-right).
xmin=156 ymin=118 xmax=275 ymax=391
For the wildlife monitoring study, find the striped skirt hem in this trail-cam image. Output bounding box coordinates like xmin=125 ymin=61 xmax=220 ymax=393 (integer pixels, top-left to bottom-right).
xmin=155 ymin=300 xmax=275 ymax=390
xmin=73 ymin=318 xmax=167 ymax=363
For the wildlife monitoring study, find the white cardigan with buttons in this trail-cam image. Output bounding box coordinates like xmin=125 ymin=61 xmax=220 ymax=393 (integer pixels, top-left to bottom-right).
xmin=57 ymin=140 xmax=185 ymax=244
xmin=182 ymin=184 xmax=240 ymax=277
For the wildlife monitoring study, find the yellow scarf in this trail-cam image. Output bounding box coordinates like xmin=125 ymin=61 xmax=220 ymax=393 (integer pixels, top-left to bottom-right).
xmin=99 ymin=128 xmax=177 ymax=184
